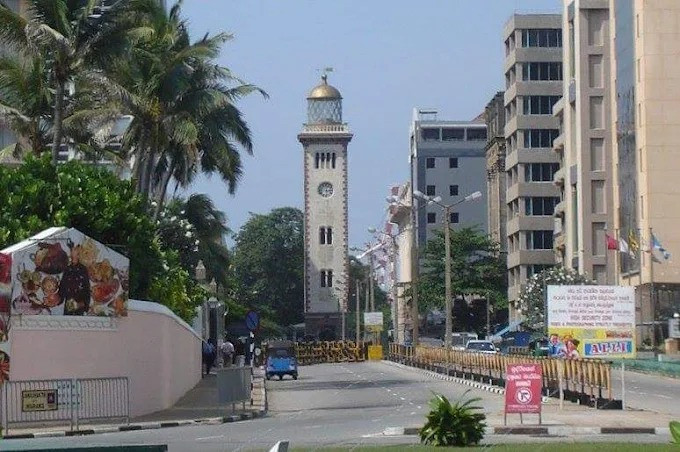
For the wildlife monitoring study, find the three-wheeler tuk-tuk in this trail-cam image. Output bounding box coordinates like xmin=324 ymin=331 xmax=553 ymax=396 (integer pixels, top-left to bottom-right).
xmin=265 ymin=340 xmax=298 ymax=380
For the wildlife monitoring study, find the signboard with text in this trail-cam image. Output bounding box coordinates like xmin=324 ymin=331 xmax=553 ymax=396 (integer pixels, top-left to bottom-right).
xmin=547 ymin=285 xmax=636 ymax=359
xmin=364 ymin=312 xmax=383 ymax=332
xmin=22 ymin=389 xmax=58 ymax=412
xmin=504 ymin=363 xmax=542 ymax=415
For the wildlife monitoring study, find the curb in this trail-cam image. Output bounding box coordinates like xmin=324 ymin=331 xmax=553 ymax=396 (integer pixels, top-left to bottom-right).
xmin=2 ymin=410 xmax=267 ymax=440
xmin=389 ymin=425 xmax=668 ymax=436
xmin=383 ymin=360 xmax=550 ymax=402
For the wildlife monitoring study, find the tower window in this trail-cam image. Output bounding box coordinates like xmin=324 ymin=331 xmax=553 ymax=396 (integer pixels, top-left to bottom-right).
xmin=426 ymin=158 xmax=435 ymax=169
xmin=427 ymin=212 xmax=436 ymax=224
xmin=319 ymin=227 xmax=326 ymax=245
xmin=426 ymin=185 xmax=436 ymax=196
xmin=320 ymin=269 xmax=333 ymax=288
xmin=320 ymin=226 xmax=333 ymax=245
xmin=327 ymin=227 xmax=333 ymax=244
xmin=315 ymin=153 xmax=320 ymax=169
xmin=320 ymin=270 xmax=327 ymax=288
xmin=332 ymin=153 xmax=336 ymax=169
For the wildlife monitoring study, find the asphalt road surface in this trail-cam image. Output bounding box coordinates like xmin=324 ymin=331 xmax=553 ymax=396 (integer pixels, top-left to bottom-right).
xmin=610 ymin=367 xmax=680 ymax=417
xmin=0 ymin=361 xmax=672 ymax=451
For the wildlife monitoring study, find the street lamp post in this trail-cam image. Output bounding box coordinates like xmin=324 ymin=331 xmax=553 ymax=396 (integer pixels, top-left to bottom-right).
xmin=369 ymin=227 xmax=399 ymax=343
xmin=412 ymin=190 xmax=483 ymax=348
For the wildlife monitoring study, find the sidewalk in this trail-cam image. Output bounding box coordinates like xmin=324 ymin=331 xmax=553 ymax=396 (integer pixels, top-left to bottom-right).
xmin=2 ymin=367 xmax=267 ymax=440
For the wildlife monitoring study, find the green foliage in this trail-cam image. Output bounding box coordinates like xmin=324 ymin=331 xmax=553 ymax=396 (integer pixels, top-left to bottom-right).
xmin=418 ymin=227 xmax=506 ymax=330
xmin=0 ymin=156 xmax=162 ymax=297
xmin=231 ymin=207 xmax=304 ymax=327
xmin=148 ymin=251 xmax=208 ymax=323
xmin=419 ymin=392 xmax=486 ymax=447
xmin=517 ymin=266 xmax=592 ymax=330
xmin=670 ymin=421 xmax=680 ymax=444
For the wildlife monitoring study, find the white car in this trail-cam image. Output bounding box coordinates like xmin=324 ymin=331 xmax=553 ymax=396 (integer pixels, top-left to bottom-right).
xmin=465 ymin=340 xmax=497 ymax=354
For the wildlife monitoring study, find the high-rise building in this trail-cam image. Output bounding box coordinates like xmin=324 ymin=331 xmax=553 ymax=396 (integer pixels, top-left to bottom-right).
xmin=553 ymin=1 xmax=613 ymax=285
xmin=609 ymin=0 xmax=680 ymax=343
xmin=298 ymin=75 xmax=352 ymax=340
xmin=485 ymin=92 xmax=507 ymax=253
xmin=409 ymin=109 xmax=488 ymax=248
xmin=503 ymin=14 xmax=563 ymax=322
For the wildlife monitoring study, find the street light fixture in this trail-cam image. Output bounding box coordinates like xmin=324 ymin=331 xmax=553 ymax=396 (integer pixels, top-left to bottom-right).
xmin=412 ymin=190 xmax=483 ymax=348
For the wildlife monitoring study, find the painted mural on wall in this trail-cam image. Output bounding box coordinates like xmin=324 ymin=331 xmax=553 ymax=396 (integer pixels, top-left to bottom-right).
xmin=8 ymin=229 xmax=129 ymax=318
xmin=0 ymin=253 xmax=11 ymax=382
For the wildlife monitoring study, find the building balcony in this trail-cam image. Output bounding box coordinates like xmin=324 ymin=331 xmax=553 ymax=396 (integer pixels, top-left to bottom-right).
xmin=554 ymin=200 xmax=565 ymax=217
xmin=507 ymin=215 xmax=556 ymax=235
xmin=553 ymin=167 xmax=565 ymax=186
xmin=507 ymin=249 xmax=557 ymax=268
xmin=300 ymin=123 xmax=350 ymax=133
xmin=553 ymin=133 xmax=565 ymax=153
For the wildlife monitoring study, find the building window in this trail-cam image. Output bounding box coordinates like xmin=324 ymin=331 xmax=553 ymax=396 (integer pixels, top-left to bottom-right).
xmin=527 ymin=230 xmax=554 ymax=250
xmin=522 ymin=62 xmax=563 ymax=81
xmin=426 ymin=157 xmax=435 ymax=169
xmin=449 ymin=185 xmax=458 ymax=196
xmin=319 ymin=227 xmax=326 ymax=245
xmin=523 ymin=129 xmax=559 ymax=148
xmin=421 ymin=128 xmax=439 ymax=141
xmin=320 ymin=270 xmax=333 ymax=288
xmin=427 ymin=212 xmax=436 ymax=224
xmin=331 ymin=152 xmax=336 ymax=169
xmin=442 ymin=128 xmax=464 ymax=141
xmin=449 ymin=157 xmax=458 ymax=168
xmin=522 ymin=96 xmax=562 ymax=115
xmin=320 ymin=227 xmax=333 ymax=245
xmin=527 ymin=264 xmax=552 ymax=277
xmin=426 ymin=185 xmax=436 ymax=196
xmin=450 ymin=212 xmax=459 ymax=224
xmin=524 ymin=163 xmax=559 ymax=182
xmin=521 ymin=29 xmax=562 ymax=48
xmin=525 ymin=197 xmax=559 ymax=216
xmin=315 ymin=153 xmax=320 ymax=169
xmin=466 ymin=128 xmax=487 ymax=141
xmin=326 ymin=227 xmax=333 ymax=244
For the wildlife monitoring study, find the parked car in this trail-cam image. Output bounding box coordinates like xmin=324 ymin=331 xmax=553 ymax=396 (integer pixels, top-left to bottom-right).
xmin=265 ymin=340 xmax=298 ymax=380
xmin=465 ymin=340 xmax=497 ymax=354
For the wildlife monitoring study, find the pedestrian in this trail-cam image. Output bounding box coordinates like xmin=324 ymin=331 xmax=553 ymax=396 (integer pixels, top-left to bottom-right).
xmin=202 ymin=339 xmax=217 ymax=376
xmin=221 ymin=337 xmax=234 ymax=367
xmin=235 ymin=338 xmax=246 ymax=367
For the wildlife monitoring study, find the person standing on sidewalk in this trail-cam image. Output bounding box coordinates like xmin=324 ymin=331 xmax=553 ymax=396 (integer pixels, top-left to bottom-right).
xmin=202 ymin=339 xmax=217 ymax=376
xmin=221 ymin=336 xmax=234 ymax=367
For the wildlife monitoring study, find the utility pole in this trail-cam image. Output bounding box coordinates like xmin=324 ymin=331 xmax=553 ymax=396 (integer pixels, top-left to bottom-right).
xmin=486 ymin=290 xmax=491 ymax=340
xmin=355 ymin=279 xmax=361 ymax=344
xmin=443 ymin=205 xmax=453 ymax=348
xmin=411 ymin=215 xmax=419 ymax=347
xmin=389 ymin=236 xmax=399 ymax=344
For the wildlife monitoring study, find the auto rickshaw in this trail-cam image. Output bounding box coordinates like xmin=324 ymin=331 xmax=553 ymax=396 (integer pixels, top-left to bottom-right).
xmin=265 ymin=340 xmax=298 ymax=380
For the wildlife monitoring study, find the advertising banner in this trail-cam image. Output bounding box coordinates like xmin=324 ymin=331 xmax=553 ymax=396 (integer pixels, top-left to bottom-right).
xmin=547 ymin=285 xmax=636 ymax=359
xmin=364 ymin=312 xmax=383 ymax=332
xmin=504 ymin=363 xmax=542 ymax=415
xmin=22 ymin=389 xmax=58 ymax=412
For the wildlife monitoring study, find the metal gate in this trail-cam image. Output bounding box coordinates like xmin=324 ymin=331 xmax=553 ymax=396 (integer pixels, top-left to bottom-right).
xmin=1 ymin=377 xmax=129 ymax=433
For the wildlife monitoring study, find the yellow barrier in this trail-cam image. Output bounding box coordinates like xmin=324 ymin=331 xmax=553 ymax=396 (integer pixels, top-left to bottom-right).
xmin=367 ymin=345 xmax=383 ymax=361
xmin=388 ymin=343 xmax=613 ymax=401
xmin=295 ymin=341 xmax=366 ymax=365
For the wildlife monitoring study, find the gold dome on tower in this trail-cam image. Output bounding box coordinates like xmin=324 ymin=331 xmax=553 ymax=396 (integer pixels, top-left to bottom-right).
xmin=307 ymin=74 xmax=342 ymax=100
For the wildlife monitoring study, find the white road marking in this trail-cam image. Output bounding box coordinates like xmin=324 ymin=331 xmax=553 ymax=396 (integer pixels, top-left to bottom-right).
xmin=400 ymin=397 xmax=406 ymax=400
xmin=196 ymin=435 xmax=224 ymax=441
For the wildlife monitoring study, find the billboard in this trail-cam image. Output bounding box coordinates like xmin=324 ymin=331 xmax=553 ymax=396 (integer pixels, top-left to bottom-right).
xmin=364 ymin=312 xmax=383 ymax=333
xmin=547 ymin=285 xmax=636 ymax=359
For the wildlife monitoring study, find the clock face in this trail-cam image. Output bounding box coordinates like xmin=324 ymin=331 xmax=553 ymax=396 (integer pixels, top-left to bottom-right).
xmin=318 ymin=182 xmax=334 ymax=198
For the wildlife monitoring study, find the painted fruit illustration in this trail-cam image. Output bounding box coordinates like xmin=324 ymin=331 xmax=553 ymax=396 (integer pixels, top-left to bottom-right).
xmin=92 ymin=279 xmax=120 ymax=304
xmin=60 ymin=243 xmax=91 ymax=316
xmin=33 ymin=242 xmax=68 ymax=274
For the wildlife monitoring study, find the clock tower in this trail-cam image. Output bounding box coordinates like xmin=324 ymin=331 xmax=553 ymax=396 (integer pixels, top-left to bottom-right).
xmin=298 ymin=75 xmax=352 ymax=340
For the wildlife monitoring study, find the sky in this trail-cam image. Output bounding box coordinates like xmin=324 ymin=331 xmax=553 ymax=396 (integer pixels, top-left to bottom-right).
xmin=181 ymin=0 xmax=560 ymax=249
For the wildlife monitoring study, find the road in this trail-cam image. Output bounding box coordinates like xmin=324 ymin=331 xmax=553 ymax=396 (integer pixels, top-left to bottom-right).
xmin=0 ymin=361 xmax=673 ymax=451
xmin=0 ymin=361 xmax=505 ymax=451
xmin=610 ymin=368 xmax=680 ymax=417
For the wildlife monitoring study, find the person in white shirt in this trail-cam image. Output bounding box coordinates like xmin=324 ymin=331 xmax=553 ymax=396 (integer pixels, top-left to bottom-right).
xmin=221 ymin=338 xmax=235 ymax=367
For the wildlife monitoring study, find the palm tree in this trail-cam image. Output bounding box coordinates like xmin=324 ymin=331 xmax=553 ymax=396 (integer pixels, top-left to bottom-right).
xmin=94 ymin=0 xmax=265 ymax=209
xmin=164 ymin=193 xmax=231 ymax=287
xmin=0 ymin=54 xmax=52 ymax=156
xmin=0 ymin=0 xmax=133 ymax=165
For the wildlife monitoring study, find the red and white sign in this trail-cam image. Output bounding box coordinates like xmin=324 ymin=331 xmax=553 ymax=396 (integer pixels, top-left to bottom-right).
xmin=504 ymin=363 xmax=542 ymax=414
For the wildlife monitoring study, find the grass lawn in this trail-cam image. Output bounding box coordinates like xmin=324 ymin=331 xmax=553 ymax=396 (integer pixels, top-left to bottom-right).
xmin=293 ymin=444 xmax=677 ymax=451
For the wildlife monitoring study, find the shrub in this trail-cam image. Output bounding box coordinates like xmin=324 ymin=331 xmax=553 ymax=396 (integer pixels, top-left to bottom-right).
xmin=420 ymin=392 xmax=486 ymax=447
xmin=671 ymin=421 xmax=680 ymax=444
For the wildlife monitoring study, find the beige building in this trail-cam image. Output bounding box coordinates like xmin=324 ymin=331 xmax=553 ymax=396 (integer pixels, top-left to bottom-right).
xmin=609 ymin=0 xmax=680 ymax=343
xmin=553 ymin=0 xmax=614 ymax=285
xmin=485 ymin=92 xmax=507 ymax=253
xmin=503 ymin=15 xmax=563 ymax=322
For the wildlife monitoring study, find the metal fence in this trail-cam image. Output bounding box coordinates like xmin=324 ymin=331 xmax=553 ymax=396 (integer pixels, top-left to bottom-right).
xmin=1 ymin=377 xmax=129 ymax=433
xmin=217 ymin=366 xmax=251 ymax=410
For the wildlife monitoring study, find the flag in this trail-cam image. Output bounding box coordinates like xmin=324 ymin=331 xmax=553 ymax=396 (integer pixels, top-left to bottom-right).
xmin=651 ymin=234 xmax=671 ymax=262
xmin=628 ymin=229 xmax=639 ymax=254
xmin=619 ymin=238 xmax=629 ymax=254
xmin=606 ymin=233 xmax=618 ymax=250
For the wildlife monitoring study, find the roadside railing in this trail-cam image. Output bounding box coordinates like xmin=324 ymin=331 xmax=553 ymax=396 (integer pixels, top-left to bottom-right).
xmin=388 ymin=343 xmax=617 ymax=408
xmin=1 ymin=377 xmax=129 ymax=433
xmin=217 ymin=366 xmax=252 ymax=412
xmin=295 ymin=341 xmax=366 ymax=365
